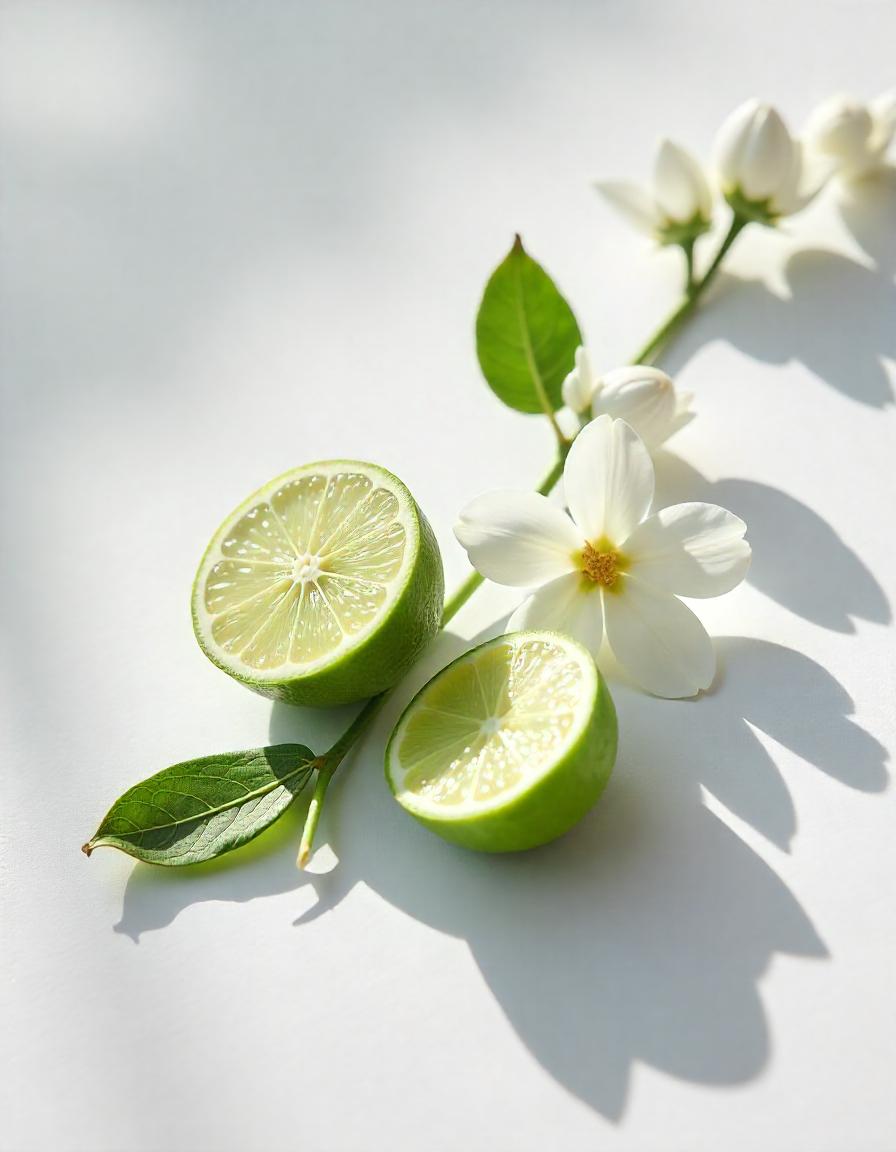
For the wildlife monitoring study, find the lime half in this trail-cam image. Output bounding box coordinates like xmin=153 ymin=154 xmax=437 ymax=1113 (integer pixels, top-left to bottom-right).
xmin=386 ymin=631 xmax=617 ymax=852
xmin=192 ymin=461 xmax=444 ymax=706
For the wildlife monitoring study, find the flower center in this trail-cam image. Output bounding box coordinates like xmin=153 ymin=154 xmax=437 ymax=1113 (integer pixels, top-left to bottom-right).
xmin=581 ymin=542 xmax=621 ymax=587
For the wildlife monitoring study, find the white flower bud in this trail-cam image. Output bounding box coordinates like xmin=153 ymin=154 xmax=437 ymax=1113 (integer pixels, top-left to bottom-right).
xmin=561 ymin=346 xmax=598 ymax=414
xmin=591 ymin=365 xmax=685 ymax=449
xmin=806 ymin=91 xmax=896 ymax=179
xmin=715 ymin=99 xmax=795 ymax=201
xmin=714 ymin=98 xmax=828 ymax=219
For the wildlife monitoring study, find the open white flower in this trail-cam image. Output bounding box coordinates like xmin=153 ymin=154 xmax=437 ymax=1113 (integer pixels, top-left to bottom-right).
xmin=454 ymin=416 xmax=750 ymax=698
xmin=595 ymin=138 xmax=713 ymax=244
xmin=805 ymin=91 xmax=896 ymax=180
xmin=714 ymin=98 xmax=830 ymax=221
xmin=561 ymin=351 xmax=694 ymax=449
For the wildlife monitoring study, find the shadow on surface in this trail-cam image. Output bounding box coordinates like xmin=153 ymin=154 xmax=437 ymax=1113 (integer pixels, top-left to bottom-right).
xmin=112 ymin=627 xmax=483 ymax=942
xmin=653 ymin=452 xmax=890 ymax=633
xmin=286 ymin=634 xmax=889 ymax=1119
xmin=661 ymin=172 xmax=896 ymax=409
xmin=113 ymin=799 xmax=310 ymax=943
xmin=837 ymin=165 xmax=896 ymax=273
xmin=112 ymin=544 xmax=889 ymax=1118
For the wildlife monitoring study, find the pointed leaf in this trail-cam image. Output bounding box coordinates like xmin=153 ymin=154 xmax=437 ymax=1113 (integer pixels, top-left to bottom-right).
xmin=83 ymin=744 xmax=317 ymax=866
xmin=475 ymin=235 xmax=582 ymax=415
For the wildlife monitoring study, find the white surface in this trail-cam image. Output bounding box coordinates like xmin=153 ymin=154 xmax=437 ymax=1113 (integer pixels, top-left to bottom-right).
xmin=2 ymin=3 xmax=894 ymax=1150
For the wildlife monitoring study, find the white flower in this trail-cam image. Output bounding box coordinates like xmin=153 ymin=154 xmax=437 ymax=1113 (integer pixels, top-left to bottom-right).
xmin=454 ymin=415 xmax=750 ymax=699
xmin=561 ymin=349 xmax=694 ymax=448
xmin=805 ymin=91 xmax=896 ymax=180
xmin=595 ymin=139 xmax=713 ymax=244
xmin=714 ymin=98 xmax=830 ymax=220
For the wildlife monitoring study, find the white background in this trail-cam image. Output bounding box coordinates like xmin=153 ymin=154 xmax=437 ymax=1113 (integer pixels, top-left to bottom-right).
xmin=2 ymin=2 xmax=895 ymax=1149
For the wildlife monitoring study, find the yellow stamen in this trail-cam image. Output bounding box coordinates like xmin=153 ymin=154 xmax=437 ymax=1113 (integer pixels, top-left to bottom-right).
xmin=581 ymin=542 xmax=621 ymax=588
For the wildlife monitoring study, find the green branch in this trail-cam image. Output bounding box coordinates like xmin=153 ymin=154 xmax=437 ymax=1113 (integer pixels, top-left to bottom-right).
xmin=630 ymin=215 xmax=748 ymax=366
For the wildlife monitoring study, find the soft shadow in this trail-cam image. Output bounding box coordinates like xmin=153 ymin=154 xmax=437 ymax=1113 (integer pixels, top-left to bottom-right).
xmin=290 ymin=636 xmax=889 ymax=1119
xmin=113 ymin=625 xmax=492 ymax=942
xmin=112 ymin=619 xmax=888 ymax=1115
xmin=661 ymin=215 xmax=895 ymax=411
xmin=837 ymin=165 xmax=896 ymax=273
xmin=716 ymin=251 xmax=895 ymax=408
xmin=654 ymin=451 xmax=890 ymax=632
xmin=113 ymin=691 xmax=371 ymax=940
xmin=114 ymin=798 xmax=311 ymax=942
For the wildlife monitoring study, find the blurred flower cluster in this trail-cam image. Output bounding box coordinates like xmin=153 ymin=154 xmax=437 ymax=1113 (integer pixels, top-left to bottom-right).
xmin=597 ymin=92 xmax=895 ymax=233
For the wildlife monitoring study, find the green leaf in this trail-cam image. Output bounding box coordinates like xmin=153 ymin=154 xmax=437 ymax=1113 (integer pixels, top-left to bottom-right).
xmin=82 ymin=744 xmax=317 ymax=866
xmin=475 ymin=234 xmax=582 ymax=415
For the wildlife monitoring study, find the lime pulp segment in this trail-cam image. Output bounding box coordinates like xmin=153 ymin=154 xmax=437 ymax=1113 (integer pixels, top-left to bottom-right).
xmin=389 ymin=634 xmax=598 ymax=819
xmin=195 ymin=465 xmax=412 ymax=678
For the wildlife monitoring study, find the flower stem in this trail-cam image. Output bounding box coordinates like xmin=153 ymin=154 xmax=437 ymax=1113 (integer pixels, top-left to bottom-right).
xmin=297 ymin=693 xmax=387 ymax=867
xmin=441 ymin=569 xmax=483 ymax=628
xmin=630 ymin=215 xmax=747 ymax=366
xmin=682 ymin=238 xmax=697 ymax=295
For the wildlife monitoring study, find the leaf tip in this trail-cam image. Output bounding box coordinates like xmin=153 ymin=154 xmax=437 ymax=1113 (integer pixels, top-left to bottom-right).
xmin=512 ymin=232 xmax=525 ymax=253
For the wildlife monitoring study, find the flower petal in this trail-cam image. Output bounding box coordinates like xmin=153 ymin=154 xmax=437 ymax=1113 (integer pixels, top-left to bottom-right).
xmin=561 ymin=346 xmax=597 ymax=414
xmin=603 ymin=577 xmax=715 ymax=698
xmin=653 ymin=139 xmax=713 ymax=224
xmin=665 ymin=389 xmax=696 ymax=439
xmin=741 ymin=105 xmax=796 ymax=202
xmin=623 ymin=502 xmax=751 ymax=597
xmin=773 ymin=141 xmax=833 ymax=215
xmin=592 ymin=365 xmax=677 ymax=449
xmin=564 ymin=414 xmax=655 ymax=547
xmin=593 ymin=180 xmax=662 ymax=235
xmin=509 ymin=572 xmax=604 ymax=655
xmin=454 ymin=490 xmax=582 ymax=587
xmin=870 ymin=89 xmax=896 ymax=148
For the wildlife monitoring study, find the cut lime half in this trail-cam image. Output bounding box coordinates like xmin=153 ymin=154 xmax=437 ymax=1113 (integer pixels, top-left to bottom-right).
xmin=192 ymin=461 xmax=443 ymax=707
xmin=386 ymin=631 xmax=617 ymax=852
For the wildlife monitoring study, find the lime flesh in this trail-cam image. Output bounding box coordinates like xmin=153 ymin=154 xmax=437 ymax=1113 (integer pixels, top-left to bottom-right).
xmin=386 ymin=631 xmax=617 ymax=852
xmin=192 ymin=461 xmax=443 ymax=707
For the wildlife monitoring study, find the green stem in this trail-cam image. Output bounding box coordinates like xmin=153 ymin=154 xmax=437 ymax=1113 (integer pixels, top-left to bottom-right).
xmin=297 ymin=694 xmax=387 ymax=866
xmin=683 ymin=238 xmax=697 ymax=295
xmin=296 ymin=766 xmax=334 ymax=868
xmin=544 ymin=406 xmax=567 ymax=448
xmin=441 ymin=569 xmax=484 ymax=628
xmin=630 ymin=215 xmax=747 ymax=366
